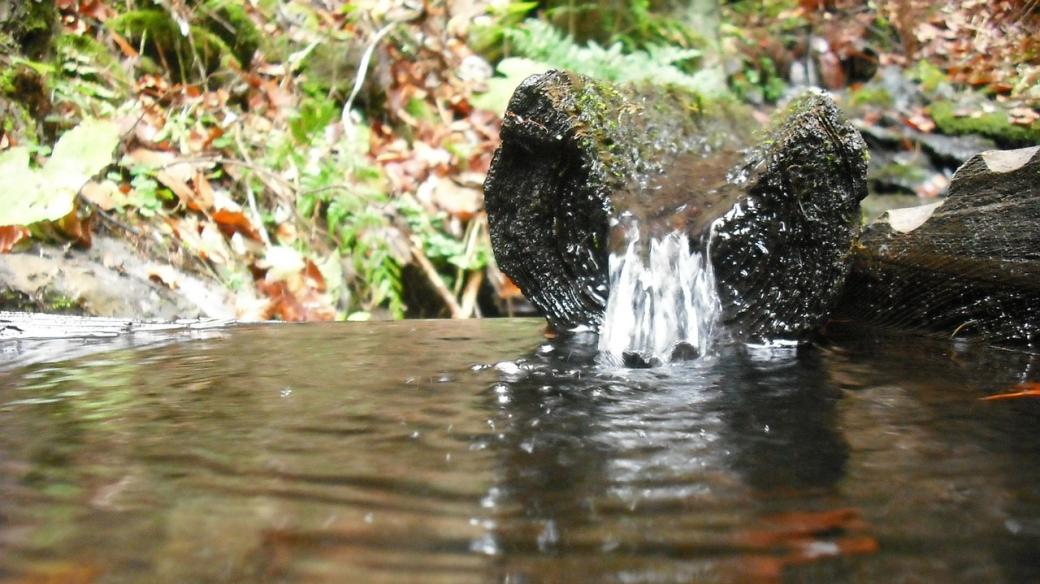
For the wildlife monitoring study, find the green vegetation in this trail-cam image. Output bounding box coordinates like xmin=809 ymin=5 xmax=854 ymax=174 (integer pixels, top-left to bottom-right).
xmin=495 ymin=20 xmax=727 ymax=97
xmin=0 ymin=0 xmax=1037 ymax=320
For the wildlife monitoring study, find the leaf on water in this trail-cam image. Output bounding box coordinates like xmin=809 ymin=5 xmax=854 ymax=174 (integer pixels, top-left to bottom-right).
xmin=979 ymin=383 xmax=1040 ymax=401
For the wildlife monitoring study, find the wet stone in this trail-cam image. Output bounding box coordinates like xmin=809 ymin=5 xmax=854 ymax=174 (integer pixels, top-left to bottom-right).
xmin=622 ymin=351 xmax=662 ymax=369
xmin=669 ymin=341 xmax=701 ymax=362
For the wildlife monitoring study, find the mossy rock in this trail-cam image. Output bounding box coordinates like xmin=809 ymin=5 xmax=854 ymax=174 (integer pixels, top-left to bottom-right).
xmin=0 ymin=288 xmax=84 ymax=314
xmin=0 ymin=97 xmax=42 ymax=146
xmin=929 ymin=100 xmax=1040 ymax=147
xmin=107 ymin=9 xmax=239 ymax=81
xmin=0 ymin=63 xmax=50 ymax=140
xmin=0 ymin=0 xmax=58 ymax=59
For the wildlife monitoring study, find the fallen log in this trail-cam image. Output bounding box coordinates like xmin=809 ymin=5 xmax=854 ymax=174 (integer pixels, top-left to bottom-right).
xmin=837 ymin=146 xmax=1040 ymax=351
xmin=483 ymin=71 xmax=867 ymax=342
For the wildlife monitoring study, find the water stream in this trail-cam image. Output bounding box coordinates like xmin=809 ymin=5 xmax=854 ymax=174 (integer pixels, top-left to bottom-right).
xmin=598 ymin=220 xmax=721 ymax=367
xmin=1 ymin=319 xmax=1039 ymax=583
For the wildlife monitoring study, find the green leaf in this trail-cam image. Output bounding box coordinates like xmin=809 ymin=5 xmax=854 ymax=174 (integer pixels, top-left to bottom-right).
xmin=0 ymin=148 xmax=53 ymax=226
xmin=0 ymin=119 xmax=120 ymax=227
xmin=43 ymin=118 xmax=121 ymax=191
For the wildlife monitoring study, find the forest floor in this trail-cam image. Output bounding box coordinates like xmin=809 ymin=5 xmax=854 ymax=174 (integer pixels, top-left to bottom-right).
xmin=0 ymin=0 xmax=1037 ymax=322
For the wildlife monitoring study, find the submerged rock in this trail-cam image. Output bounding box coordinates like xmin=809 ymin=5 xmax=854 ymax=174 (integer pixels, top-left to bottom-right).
xmin=483 ymin=70 xmax=867 ymax=344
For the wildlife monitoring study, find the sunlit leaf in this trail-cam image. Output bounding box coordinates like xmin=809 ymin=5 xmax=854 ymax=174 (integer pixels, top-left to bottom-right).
xmin=0 ymin=119 xmax=120 ymax=227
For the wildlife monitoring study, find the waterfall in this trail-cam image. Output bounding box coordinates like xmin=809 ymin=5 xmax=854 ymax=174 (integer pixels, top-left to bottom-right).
xmin=598 ymin=224 xmax=721 ymax=367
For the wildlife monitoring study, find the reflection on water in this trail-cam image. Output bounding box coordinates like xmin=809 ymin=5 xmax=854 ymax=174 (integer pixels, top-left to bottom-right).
xmin=1 ymin=319 xmax=1039 ymax=583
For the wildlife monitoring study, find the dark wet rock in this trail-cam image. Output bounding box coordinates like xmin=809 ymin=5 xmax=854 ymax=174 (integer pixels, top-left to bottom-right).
xmin=484 ymin=71 xmax=868 ymax=343
xmin=868 ymin=153 xmax=936 ymax=194
xmin=915 ymin=132 xmax=997 ymax=167
xmin=838 ymin=146 xmax=1040 ymax=351
xmin=622 ymin=351 xmax=661 ymax=369
xmin=669 ymin=341 xmax=700 ymax=362
xmin=856 ymin=117 xmax=996 ymax=172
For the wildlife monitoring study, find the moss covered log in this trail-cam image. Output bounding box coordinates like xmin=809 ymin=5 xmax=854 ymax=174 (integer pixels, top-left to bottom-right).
xmin=483 ymin=71 xmax=868 ymax=341
xmin=838 ymin=146 xmax=1040 ymax=351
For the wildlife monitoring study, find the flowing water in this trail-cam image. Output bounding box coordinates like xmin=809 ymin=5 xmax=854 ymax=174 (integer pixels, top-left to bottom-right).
xmin=598 ymin=227 xmax=720 ymax=366
xmin=2 ymin=319 xmax=1040 ymax=583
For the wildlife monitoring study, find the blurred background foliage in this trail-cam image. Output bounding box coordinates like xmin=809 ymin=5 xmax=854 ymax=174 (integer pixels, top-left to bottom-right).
xmin=0 ymin=0 xmax=1037 ymax=321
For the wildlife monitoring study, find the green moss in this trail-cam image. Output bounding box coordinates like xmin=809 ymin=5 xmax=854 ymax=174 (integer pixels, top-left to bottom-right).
xmin=849 ymin=85 xmax=893 ymax=108
xmin=910 ymin=60 xmax=948 ymax=95
xmin=929 ymin=100 xmax=1040 ymax=147
xmin=200 ymin=0 xmax=260 ymax=66
xmin=0 ymin=68 xmax=16 ymax=95
xmin=0 ymin=288 xmax=84 ymax=314
xmin=874 ymin=161 xmax=928 ymax=182
xmin=107 ymin=9 xmax=239 ymax=81
xmin=0 ymin=64 xmax=50 ymax=137
xmin=17 ymin=0 xmax=58 ymax=59
xmin=54 ymin=33 xmax=132 ymax=89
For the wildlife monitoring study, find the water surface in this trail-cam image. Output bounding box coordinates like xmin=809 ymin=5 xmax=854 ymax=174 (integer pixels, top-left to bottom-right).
xmin=1 ymin=319 xmax=1039 ymax=583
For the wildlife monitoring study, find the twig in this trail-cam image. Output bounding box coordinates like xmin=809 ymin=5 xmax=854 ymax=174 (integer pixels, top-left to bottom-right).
xmin=410 ymin=242 xmax=463 ymax=318
xmin=459 ymin=270 xmax=483 ymax=319
xmin=234 ymin=126 xmax=272 ymax=245
xmin=341 ymin=21 xmax=397 ymax=128
xmin=78 ymin=196 xmax=141 ymax=236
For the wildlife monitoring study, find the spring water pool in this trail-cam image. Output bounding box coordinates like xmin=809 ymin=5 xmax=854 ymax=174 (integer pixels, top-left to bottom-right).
xmin=1 ymin=318 xmax=1038 ymax=583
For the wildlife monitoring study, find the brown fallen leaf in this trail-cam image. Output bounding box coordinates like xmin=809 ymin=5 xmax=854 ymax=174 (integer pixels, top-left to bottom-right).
xmin=155 ymin=169 xmax=197 ymax=209
xmin=191 ymin=171 xmax=215 ymax=211
xmin=58 ymin=208 xmax=93 ymax=248
xmin=904 ymin=108 xmax=936 ymax=133
xmin=81 ymin=180 xmax=127 ymax=211
xmin=1009 ymin=107 xmax=1040 ymax=126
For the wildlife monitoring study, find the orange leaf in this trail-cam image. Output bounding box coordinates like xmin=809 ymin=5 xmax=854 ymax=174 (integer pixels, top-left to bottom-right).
xmin=980 ymin=383 xmax=1040 ymax=401
xmin=109 ymin=29 xmax=138 ymax=58
xmin=304 ymin=259 xmax=326 ymax=292
xmin=212 ymin=209 xmax=262 ymax=241
xmin=0 ymin=225 xmax=30 ymax=253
